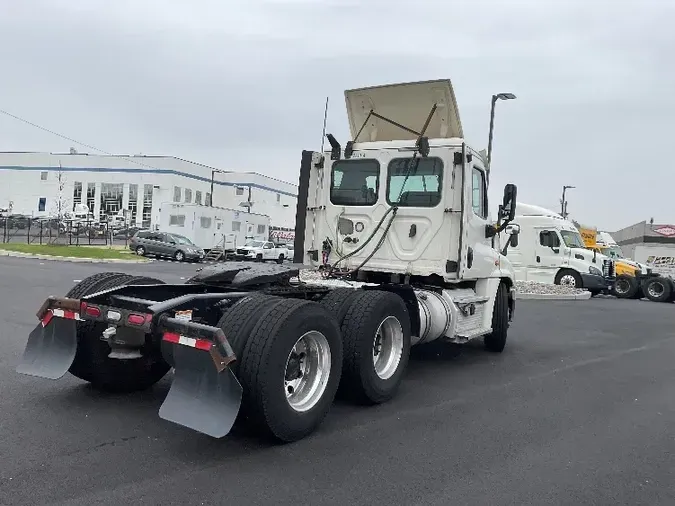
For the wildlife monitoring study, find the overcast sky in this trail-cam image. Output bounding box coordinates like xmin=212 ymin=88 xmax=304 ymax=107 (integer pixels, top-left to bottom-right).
xmin=0 ymin=0 xmax=673 ymax=231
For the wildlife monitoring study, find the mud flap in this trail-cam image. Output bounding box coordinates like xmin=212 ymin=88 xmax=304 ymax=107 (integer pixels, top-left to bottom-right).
xmin=16 ymin=318 xmax=78 ymax=380
xmin=158 ymin=344 xmax=243 ymax=438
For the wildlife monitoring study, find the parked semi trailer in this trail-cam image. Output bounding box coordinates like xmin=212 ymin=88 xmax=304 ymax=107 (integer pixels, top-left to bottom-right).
xmin=16 ymin=79 xmax=520 ymax=442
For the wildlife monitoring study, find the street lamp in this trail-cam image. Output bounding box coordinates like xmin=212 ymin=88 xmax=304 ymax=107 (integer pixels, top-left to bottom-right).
xmin=561 ymin=185 xmax=575 ymax=218
xmin=209 ymin=169 xmax=227 ymax=207
xmin=486 ymin=92 xmax=517 ymax=170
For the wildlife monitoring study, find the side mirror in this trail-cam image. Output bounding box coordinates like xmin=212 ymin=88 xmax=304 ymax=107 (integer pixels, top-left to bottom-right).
xmin=500 ymin=184 xmax=517 ymax=221
xmin=509 ymin=233 xmax=519 ymax=248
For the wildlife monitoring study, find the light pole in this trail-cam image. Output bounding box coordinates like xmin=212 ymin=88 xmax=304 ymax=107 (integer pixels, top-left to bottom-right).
xmin=209 ymin=169 xmax=227 ymax=207
xmin=486 ymin=92 xmax=517 ymax=172
xmin=561 ymin=185 xmax=575 ymax=218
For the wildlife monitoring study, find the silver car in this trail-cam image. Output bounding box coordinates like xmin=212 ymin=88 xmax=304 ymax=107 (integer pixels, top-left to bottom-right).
xmin=129 ymin=231 xmax=204 ymax=262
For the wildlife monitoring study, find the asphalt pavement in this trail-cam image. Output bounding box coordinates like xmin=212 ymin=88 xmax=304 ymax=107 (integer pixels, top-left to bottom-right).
xmin=1 ymin=256 xmax=674 ymax=506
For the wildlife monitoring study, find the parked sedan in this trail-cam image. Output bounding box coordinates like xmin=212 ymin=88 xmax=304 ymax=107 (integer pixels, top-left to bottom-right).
xmin=129 ymin=231 xmax=204 ymax=262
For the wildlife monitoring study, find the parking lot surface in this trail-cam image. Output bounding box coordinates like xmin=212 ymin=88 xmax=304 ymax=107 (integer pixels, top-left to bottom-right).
xmin=1 ymin=256 xmax=674 ymax=506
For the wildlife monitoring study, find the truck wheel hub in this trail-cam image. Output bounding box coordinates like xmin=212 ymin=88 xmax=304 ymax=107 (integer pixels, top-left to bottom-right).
xmin=283 ymin=331 xmax=331 ymax=412
xmin=372 ymin=316 xmax=404 ymax=381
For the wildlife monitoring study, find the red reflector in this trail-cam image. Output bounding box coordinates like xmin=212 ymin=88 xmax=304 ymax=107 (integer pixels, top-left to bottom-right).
xmin=163 ymin=332 xmax=180 ymax=344
xmin=194 ymin=339 xmax=213 ymax=351
xmin=84 ymin=305 xmax=101 ymax=318
xmin=127 ymin=314 xmax=146 ymax=326
xmin=162 ymin=332 xmax=212 ymax=351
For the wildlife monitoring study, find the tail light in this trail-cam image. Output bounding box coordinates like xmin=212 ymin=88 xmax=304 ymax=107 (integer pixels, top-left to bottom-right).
xmin=127 ymin=313 xmax=152 ymax=326
xmin=80 ymin=302 xmax=101 ymax=318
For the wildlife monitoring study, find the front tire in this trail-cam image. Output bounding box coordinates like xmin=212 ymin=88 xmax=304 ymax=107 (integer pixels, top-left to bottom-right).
xmin=174 ymin=250 xmax=185 ymax=262
xmin=484 ymin=282 xmax=509 ymax=352
xmin=554 ymin=269 xmax=583 ymax=288
xmin=237 ymin=298 xmax=343 ymax=442
xmin=338 ymin=290 xmax=411 ymax=405
xmin=611 ymin=274 xmax=638 ymax=299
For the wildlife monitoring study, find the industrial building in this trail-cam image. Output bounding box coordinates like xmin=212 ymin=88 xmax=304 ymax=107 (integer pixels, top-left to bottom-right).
xmin=611 ymin=221 xmax=675 ymax=258
xmin=0 ymin=151 xmax=298 ymax=230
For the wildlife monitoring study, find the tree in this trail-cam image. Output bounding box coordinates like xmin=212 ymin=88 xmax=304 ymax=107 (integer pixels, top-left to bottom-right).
xmin=50 ymin=163 xmax=72 ymax=221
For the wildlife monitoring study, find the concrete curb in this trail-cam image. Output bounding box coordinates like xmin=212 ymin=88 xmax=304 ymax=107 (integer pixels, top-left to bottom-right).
xmin=0 ymin=249 xmax=153 ymax=264
xmin=515 ymin=291 xmax=592 ymax=300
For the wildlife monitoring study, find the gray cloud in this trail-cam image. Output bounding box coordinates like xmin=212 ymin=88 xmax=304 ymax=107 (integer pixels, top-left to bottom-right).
xmin=0 ymin=0 xmax=673 ymax=230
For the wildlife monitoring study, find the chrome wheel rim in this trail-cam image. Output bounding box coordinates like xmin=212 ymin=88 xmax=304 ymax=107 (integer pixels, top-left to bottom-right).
xmin=648 ymin=282 xmax=664 ymax=298
xmin=560 ymin=274 xmax=576 ymax=287
xmin=615 ymin=279 xmax=630 ymax=294
xmin=284 ymin=331 xmax=332 ymax=412
xmin=372 ymin=316 xmax=404 ymax=380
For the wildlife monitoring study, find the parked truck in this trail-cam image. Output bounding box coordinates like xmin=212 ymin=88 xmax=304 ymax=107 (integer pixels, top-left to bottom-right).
xmin=632 ymin=245 xmax=675 ymax=303
xmin=15 ymin=79 xmax=519 ymax=443
xmin=575 ymin=223 xmax=655 ymax=299
xmin=501 ymin=204 xmax=615 ymax=295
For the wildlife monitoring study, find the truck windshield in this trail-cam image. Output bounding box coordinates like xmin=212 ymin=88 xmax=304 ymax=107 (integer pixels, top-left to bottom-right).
xmin=330 ymin=159 xmax=379 ymax=206
xmin=560 ymin=230 xmax=585 ymax=248
xmin=604 ymin=246 xmax=624 ymax=258
xmin=245 ymin=240 xmax=264 ymax=247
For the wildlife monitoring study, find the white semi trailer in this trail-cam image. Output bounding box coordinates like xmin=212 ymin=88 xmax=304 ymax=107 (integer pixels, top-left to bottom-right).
xmin=15 ymin=79 xmax=520 ymax=443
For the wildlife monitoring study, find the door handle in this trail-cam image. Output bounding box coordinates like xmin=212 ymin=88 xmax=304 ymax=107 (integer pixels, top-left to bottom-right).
xmin=536 ymin=255 xmax=541 ymax=263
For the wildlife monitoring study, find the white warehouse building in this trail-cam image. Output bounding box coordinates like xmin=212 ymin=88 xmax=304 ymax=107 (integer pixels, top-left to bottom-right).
xmin=0 ymin=151 xmax=298 ymax=231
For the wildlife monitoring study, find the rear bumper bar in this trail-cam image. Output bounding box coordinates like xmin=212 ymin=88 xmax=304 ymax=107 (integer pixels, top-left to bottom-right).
xmin=158 ymin=316 xmax=237 ymax=372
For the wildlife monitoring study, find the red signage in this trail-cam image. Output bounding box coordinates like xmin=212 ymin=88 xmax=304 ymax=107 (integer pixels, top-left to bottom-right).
xmin=653 ymin=225 xmax=675 ymax=237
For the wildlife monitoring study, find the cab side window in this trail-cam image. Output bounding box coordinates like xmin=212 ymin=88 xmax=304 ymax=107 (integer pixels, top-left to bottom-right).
xmin=539 ymin=230 xmax=561 ymax=248
xmin=471 ymin=167 xmax=488 ymax=218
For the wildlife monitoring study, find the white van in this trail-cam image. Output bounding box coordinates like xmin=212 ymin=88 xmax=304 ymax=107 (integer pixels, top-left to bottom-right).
xmin=500 ymin=203 xmax=614 ymax=294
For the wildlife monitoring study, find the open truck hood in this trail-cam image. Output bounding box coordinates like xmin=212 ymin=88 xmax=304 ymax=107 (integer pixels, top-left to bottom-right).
xmin=344 ymin=79 xmax=463 ymax=143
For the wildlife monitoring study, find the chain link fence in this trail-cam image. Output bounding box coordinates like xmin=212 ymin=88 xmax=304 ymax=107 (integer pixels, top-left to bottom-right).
xmin=0 ymin=216 xmax=140 ymax=246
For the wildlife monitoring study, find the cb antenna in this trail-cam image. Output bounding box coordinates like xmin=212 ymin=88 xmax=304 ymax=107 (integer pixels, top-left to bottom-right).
xmin=320 ymin=96 xmax=329 ymax=153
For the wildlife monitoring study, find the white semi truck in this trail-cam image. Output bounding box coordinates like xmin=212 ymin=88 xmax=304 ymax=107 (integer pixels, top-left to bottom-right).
xmin=15 ymin=79 xmax=520 ymax=443
xmin=499 ymin=203 xmax=615 ymax=295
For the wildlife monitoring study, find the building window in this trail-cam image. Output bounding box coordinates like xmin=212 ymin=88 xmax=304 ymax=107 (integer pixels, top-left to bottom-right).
xmin=40 ymin=171 xmax=48 ymax=181
xmin=257 ymin=224 xmax=266 ymax=235
xmin=173 ymin=186 xmax=181 ymax=202
xmin=200 ymin=216 xmax=212 ymax=228
xmin=73 ymin=182 xmax=82 ymax=210
xmin=195 ymin=191 xmax=202 ymax=205
xmin=86 ymin=183 xmax=96 ymax=215
xmin=330 ymin=159 xmax=380 ymax=206
xmin=128 ymin=183 xmax=138 ymax=225
xmin=276 ymin=193 xmax=281 ymax=203
xmin=38 ymin=197 xmax=46 ymax=212
xmin=236 ymin=186 xmax=245 ymax=196
xmin=471 ymin=167 xmax=488 ymax=218
xmin=185 ymin=189 xmax=192 ymax=203
xmin=205 ymin=193 xmax=212 ymax=206
xmin=100 ymin=183 xmax=124 ymax=220
xmin=386 ymin=157 xmax=443 ymax=207
xmin=232 ymin=221 xmax=241 ymax=232
xmin=142 ymin=184 xmax=153 ymax=228
xmin=169 ymin=214 xmax=185 ymax=226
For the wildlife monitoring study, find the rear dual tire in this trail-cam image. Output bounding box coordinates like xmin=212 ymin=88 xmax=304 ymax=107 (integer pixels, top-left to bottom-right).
xmin=218 ymin=296 xmax=343 ymax=442
xmin=320 ymin=289 xmax=412 ymax=405
xmin=67 ymin=273 xmax=171 ymax=393
xmin=642 ymin=276 xmax=673 ymax=303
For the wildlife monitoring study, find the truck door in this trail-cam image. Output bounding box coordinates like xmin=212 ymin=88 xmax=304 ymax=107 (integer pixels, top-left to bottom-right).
xmin=458 ymin=163 xmax=497 ymax=280
xmin=530 ymin=228 xmax=562 ymax=283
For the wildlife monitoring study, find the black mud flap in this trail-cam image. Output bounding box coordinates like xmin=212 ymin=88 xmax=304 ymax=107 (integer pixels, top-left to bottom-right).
xmin=158 ymin=344 xmax=243 ymax=438
xmin=16 ymin=318 xmax=78 ymax=380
